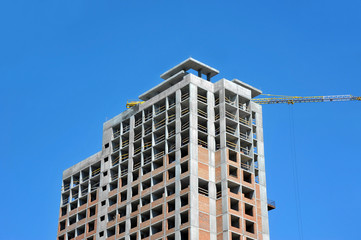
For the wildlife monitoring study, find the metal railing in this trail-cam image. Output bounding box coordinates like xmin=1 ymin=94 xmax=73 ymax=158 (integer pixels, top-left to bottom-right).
xmin=168 ymin=129 xmax=175 ymax=137
xmin=133 ymin=161 xmax=141 ymax=170
xmin=122 ymin=139 xmax=129 ymax=148
xmin=198 ymin=139 xmax=208 ymax=148
xmin=144 ymin=112 xmax=153 ymax=121
xmin=113 ymin=145 xmax=120 ymax=152
xmin=198 ymin=109 xmax=207 ymax=118
xmin=154 ymin=105 xmax=166 ymax=115
xmin=198 ymin=124 xmax=207 ymax=133
xmin=168 ymin=114 xmax=176 ymax=122
xmin=181 ymin=92 xmax=189 ymax=101
xmin=111 ymin=174 xmax=119 ymax=182
xmin=154 ymin=151 xmax=165 ymax=160
xmin=181 ymin=107 xmax=189 ymax=116
xmin=198 ymin=187 xmax=209 ymax=196
xmin=240 ymin=147 xmax=250 ymax=156
xmin=113 ymin=130 xmax=120 ymax=138
xmin=215 ymin=127 xmax=220 ymax=135
xmin=181 ymin=122 xmax=189 ymax=131
xmin=144 ymin=126 xmax=152 ymax=135
xmin=120 ymin=168 xmax=128 ymax=177
xmin=225 ymin=111 xmax=237 ymax=121
xmin=168 ymin=144 xmax=176 ymax=152
xmin=134 ymin=132 xmax=142 ymax=141
xmin=182 ymin=137 xmax=189 ymax=146
xmin=241 ymin=162 xmax=251 ymax=171
xmin=143 ymin=141 xmax=152 ymax=150
xmin=197 ymin=94 xmax=207 ymax=103
xmin=154 ymin=118 xmax=166 ymax=130
xmin=239 ymin=103 xmax=250 ymax=112
xmin=240 ymin=117 xmax=251 ymax=126
xmin=240 ymin=132 xmax=249 ymax=140
xmin=226 ymin=140 xmax=237 ymax=150
xmin=135 ymin=118 xmax=142 ymax=127
xmin=91 ymin=168 xmax=100 ymax=177
xmin=226 ymin=125 xmax=237 ymax=135
xmin=155 ymin=135 xmax=165 ymax=144
xmin=225 ymin=96 xmax=236 ymax=106
xmin=123 ymin=125 xmax=130 ymax=133
xmin=216 ymin=191 xmax=222 ymax=199
xmin=169 ymin=102 xmax=176 ymax=108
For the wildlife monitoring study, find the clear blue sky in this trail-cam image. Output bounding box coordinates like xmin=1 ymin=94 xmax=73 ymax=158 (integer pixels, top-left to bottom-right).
xmin=1 ymin=1 xmax=360 ymax=239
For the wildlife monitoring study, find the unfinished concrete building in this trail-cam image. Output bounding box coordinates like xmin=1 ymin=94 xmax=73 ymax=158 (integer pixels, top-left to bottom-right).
xmin=57 ymin=58 xmax=275 ymax=240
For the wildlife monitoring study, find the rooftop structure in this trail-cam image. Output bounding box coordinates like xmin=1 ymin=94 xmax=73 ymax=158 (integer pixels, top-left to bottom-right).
xmin=57 ymin=58 xmax=274 ymax=240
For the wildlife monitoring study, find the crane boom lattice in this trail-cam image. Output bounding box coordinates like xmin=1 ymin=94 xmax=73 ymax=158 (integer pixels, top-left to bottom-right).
xmin=252 ymin=94 xmax=361 ymax=105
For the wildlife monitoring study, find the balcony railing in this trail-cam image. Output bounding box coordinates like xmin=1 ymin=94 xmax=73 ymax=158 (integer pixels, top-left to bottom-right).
xmin=123 ymin=125 xmax=130 ymax=133
xmin=239 ymin=103 xmax=250 ymax=112
xmin=240 ymin=132 xmax=249 ymax=140
xmin=197 ymin=94 xmax=207 ymax=104
xmin=144 ymin=113 xmax=152 ymax=121
xmin=225 ymin=111 xmax=237 ymax=121
xmin=156 ymin=135 xmax=166 ymax=145
xmin=181 ymin=122 xmax=189 ymax=131
xmin=240 ymin=147 xmax=250 ymax=156
xmin=135 ymin=118 xmax=142 ymax=127
xmin=155 ymin=105 xmax=166 ymax=115
xmin=240 ymin=117 xmax=251 ymax=126
xmin=181 ymin=92 xmax=189 ymax=101
xmin=226 ymin=125 xmax=237 ymax=135
xmin=198 ymin=139 xmax=208 ymax=148
xmin=226 ymin=141 xmax=237 ymax=150
xmin=168 ymin=114 xmax=176 ymax=122
xmin=225 ymin=97 xmax=236 ymax=106
xmin=198 ymin=124 xmax=207 ymax=133
xmin=113 ymin=131 xmax=120 ymax=138
xmin=241 ymin=162 xmax=251 ymax=171
xmin=198 ymin=109 xmax=207 ymax=118
xmin=181 ymin=108 xmax=189 ymax=116
xmin=154 ymin=118 xmax=166 ymax=130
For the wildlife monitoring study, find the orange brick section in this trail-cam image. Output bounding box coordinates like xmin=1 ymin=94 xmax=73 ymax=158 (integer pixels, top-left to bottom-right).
xmin=216 ymin=199 xmax=223 ymax=216
xmin=198 ymin=146 xmax=209 ymax=164
xmin=199 ymin=229 xmax=210 ymax=239
xmin=216 ymin=216 xmax=223 ymax=234
xmin=199 ymin=194 xmax=210 ymax=213
xmin=198 ymin=162 xmax=209 ymax=180
xmin=215 ymin=150 xmax=221 ymax=166
xmin=199 ymin=212 xmax=210 ymax=231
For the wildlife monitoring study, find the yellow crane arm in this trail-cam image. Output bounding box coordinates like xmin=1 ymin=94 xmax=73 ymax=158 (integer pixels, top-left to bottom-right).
xmin=126 ymin=100 xmax=145 ymax=108
xmin=252 ymin=94 xmax=361 ymax=105
xmin=126 ymin=95 xmax=361 ymax=108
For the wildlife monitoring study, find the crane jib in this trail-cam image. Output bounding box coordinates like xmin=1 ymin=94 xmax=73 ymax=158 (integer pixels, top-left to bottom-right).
xmin=252 ymin=95 xmax=360 ymax=105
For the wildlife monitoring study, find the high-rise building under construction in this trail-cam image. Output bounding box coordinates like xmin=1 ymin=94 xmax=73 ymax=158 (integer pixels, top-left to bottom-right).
xmin=57 ymin=58 xmax=275 ymax=240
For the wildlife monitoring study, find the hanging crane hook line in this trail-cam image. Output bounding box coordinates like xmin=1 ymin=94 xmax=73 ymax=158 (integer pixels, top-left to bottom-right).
xmin=289 ymin=105 xmax=304 ymax=240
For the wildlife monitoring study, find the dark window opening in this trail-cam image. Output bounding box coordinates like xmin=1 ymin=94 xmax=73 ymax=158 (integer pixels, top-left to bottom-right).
xmin=180 ymin=194 xmax=188 ymax=207
xmin=231 ymin=215 xmax=240 ymax=228
xmin=167 ymin=200 xmax=175 ymax=213
xmin=167 ymin=217 xmax=175 ymax=229
xmin=230 ymin=198 xmax=239 ymax=211
xmin=246 ymin=220 xmax=255 ymax=233
xmin=180 ymin=211 xmax=188 ymax=224
xmin=245 ymin=203 xmax=254 ymax=216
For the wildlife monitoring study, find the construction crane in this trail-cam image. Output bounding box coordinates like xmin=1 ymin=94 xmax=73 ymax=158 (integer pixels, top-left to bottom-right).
xmin=253 ymin=94 xmax=361 ymax=105
xmin=126 ymin=94 xmax=361 ymax=108
xmin=126 ymin=100 xmax=145 ymax=108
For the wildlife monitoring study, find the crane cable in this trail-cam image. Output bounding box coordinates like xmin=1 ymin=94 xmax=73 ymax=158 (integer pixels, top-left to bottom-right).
xmin=289 ymin=105 xmax=304 ymax=240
